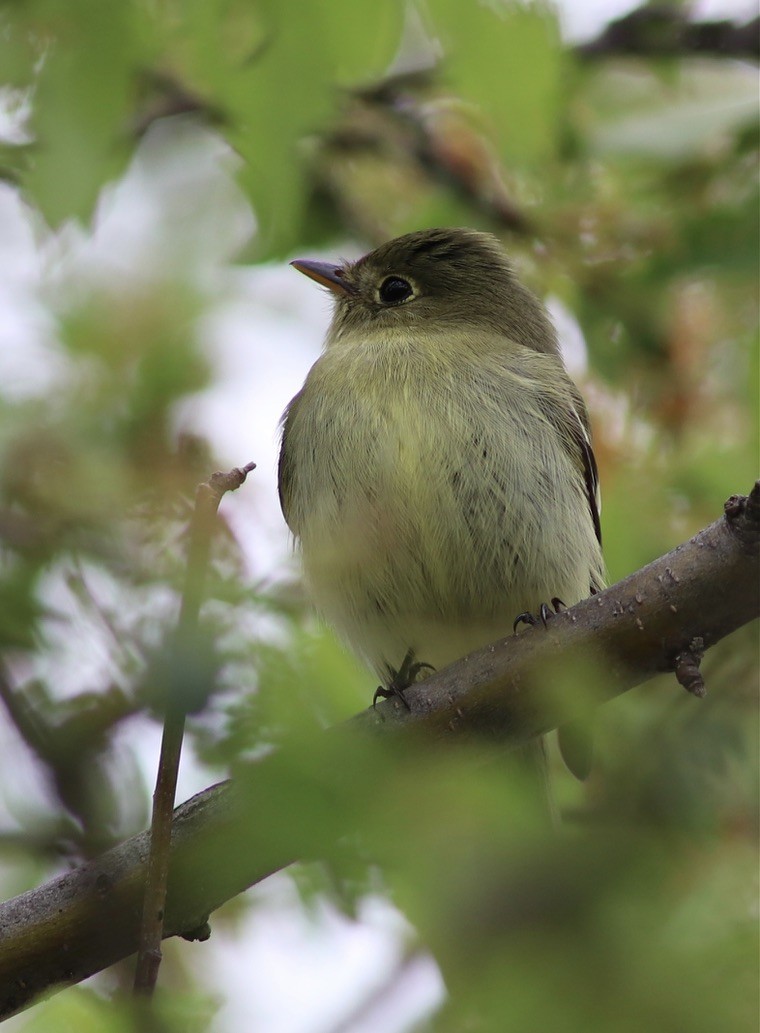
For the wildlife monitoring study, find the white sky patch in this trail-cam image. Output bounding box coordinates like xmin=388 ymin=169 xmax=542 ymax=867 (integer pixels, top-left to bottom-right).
xmin=546 ymin=294 xmax=589 ymax=377
xmin=0 ymin=187 xmax=65 ymax=399
xmin=204 ymin=878 xmax=445 ymax=1033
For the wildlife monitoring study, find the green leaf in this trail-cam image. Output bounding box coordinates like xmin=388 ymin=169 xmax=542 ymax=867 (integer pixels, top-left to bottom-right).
xmin=175 ymin=0 xmax=404 ymax=256
xmin=19 ymin=0 xmax=142 ymax=226
xmin=427 ymin=0 xmax=561 ymax=166
xmin=591 ymin=64 xmax=758 ymax=161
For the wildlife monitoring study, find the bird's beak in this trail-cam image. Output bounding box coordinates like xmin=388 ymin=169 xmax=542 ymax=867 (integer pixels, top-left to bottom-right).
xmin=290 ymin=259 xmax=354 ymax=295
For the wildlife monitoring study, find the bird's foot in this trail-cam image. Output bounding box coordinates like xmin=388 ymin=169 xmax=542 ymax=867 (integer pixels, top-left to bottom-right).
xmin=373 ymin=648 xmax=435 ymax=710
xmin=513 ymin=597 xmax=565 ymax=632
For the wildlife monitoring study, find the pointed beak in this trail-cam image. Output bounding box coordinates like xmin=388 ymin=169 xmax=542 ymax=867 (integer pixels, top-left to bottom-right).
xmin=290 ymin=259 xmax=354 ymax=295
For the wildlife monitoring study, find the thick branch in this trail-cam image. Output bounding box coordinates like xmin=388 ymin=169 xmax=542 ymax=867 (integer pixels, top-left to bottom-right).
xmin=0 ymin=485 xmax=757 ymax=1019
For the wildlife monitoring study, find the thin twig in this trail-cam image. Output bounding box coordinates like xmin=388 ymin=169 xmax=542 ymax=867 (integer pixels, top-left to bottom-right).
xmin=0 ymin=667 xmax=128 ymax=853
xmin=132 ymin=462 xmax=255 ymax=996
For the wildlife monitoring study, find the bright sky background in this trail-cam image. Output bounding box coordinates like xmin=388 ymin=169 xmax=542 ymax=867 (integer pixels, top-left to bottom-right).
xmin=0 ymin=1 xmax=756 ymax=1030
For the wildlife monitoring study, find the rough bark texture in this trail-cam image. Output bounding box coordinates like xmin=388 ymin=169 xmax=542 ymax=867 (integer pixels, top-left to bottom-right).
xmin=0 ymin=485 xmax=757 ymax=1019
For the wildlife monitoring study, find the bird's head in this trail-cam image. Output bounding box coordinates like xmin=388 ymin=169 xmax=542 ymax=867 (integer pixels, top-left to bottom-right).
xmin=291 ymin=227 xmax=558 ymax=354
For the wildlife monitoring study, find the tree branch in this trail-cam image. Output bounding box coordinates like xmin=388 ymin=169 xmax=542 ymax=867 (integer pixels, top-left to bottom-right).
xmin=133 ymin=462 xmax=255 ymax=996
xmin=577 ymin=7 xmax=759 ymax=61
xmin=0 ymin=484 xmax=757 ymax=1019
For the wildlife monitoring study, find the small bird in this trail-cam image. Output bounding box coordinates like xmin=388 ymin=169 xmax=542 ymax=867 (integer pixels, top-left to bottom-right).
xmin=279 ymin=228 xmax=604 ymax=778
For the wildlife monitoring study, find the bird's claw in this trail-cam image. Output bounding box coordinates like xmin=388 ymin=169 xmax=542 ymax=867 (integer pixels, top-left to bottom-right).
xmin=513 ymin=597 xmax=566 ymax=633
xmin=373 ymin=649 xmax=435 ymax=710
xmin=373 ymin=683 xmax=411 ymax=710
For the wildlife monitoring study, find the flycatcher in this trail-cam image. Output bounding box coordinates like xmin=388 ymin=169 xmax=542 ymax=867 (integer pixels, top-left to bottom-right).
xmin=279 ymin=228 xmax=604 ymax=775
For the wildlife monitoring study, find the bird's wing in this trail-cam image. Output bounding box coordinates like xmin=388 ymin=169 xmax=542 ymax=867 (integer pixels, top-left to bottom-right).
xmin=536 ymin=373 xmax=602 ymax=554
xmin=567 ymin=386 xmax=602 ymax=547
xmin=277 ymin=390 xmax=303 ymax=534
xmin=546 ymin=381 xmax=604 ymax=780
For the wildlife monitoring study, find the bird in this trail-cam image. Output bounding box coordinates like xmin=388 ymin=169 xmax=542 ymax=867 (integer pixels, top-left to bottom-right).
xmin=278 ymin=227 xmax=604 ymax=780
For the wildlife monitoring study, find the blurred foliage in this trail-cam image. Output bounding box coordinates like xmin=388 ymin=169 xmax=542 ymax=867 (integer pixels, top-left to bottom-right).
xmin=0 ymin=1 xmax=757 ymax=1031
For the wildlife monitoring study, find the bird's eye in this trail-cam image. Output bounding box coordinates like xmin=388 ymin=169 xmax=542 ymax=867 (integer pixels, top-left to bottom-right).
xmin=378 ymin=276 xmax=413 ymax=305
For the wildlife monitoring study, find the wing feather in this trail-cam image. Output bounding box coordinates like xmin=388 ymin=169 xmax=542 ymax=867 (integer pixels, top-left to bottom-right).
xmin=278 ymin=390 xmax=303 ymax=533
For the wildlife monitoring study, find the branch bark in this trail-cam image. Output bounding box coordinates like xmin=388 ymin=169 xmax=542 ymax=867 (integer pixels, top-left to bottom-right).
xmin=0 ymin=485 xmax=757 ymax=1020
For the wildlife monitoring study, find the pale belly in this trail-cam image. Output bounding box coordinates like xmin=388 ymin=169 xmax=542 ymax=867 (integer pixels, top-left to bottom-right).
xmin=287 ymin=338 xmax=602 ymax=681
xmin=299 ymin=415 xmax=594 ymax=681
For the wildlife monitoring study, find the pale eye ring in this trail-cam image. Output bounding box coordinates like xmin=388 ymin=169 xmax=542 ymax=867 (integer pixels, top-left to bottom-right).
xmin=378 ymin=276 xmax=414 ymax=305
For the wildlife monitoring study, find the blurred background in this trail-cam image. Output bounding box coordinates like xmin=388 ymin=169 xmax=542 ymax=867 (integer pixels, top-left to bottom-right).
xmin=0 ymin=1 xmax=757 ymax=1030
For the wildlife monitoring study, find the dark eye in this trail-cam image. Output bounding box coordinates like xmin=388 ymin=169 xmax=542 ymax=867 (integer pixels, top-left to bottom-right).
xmin=379 ymin=276 xmax=413 ymax=305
